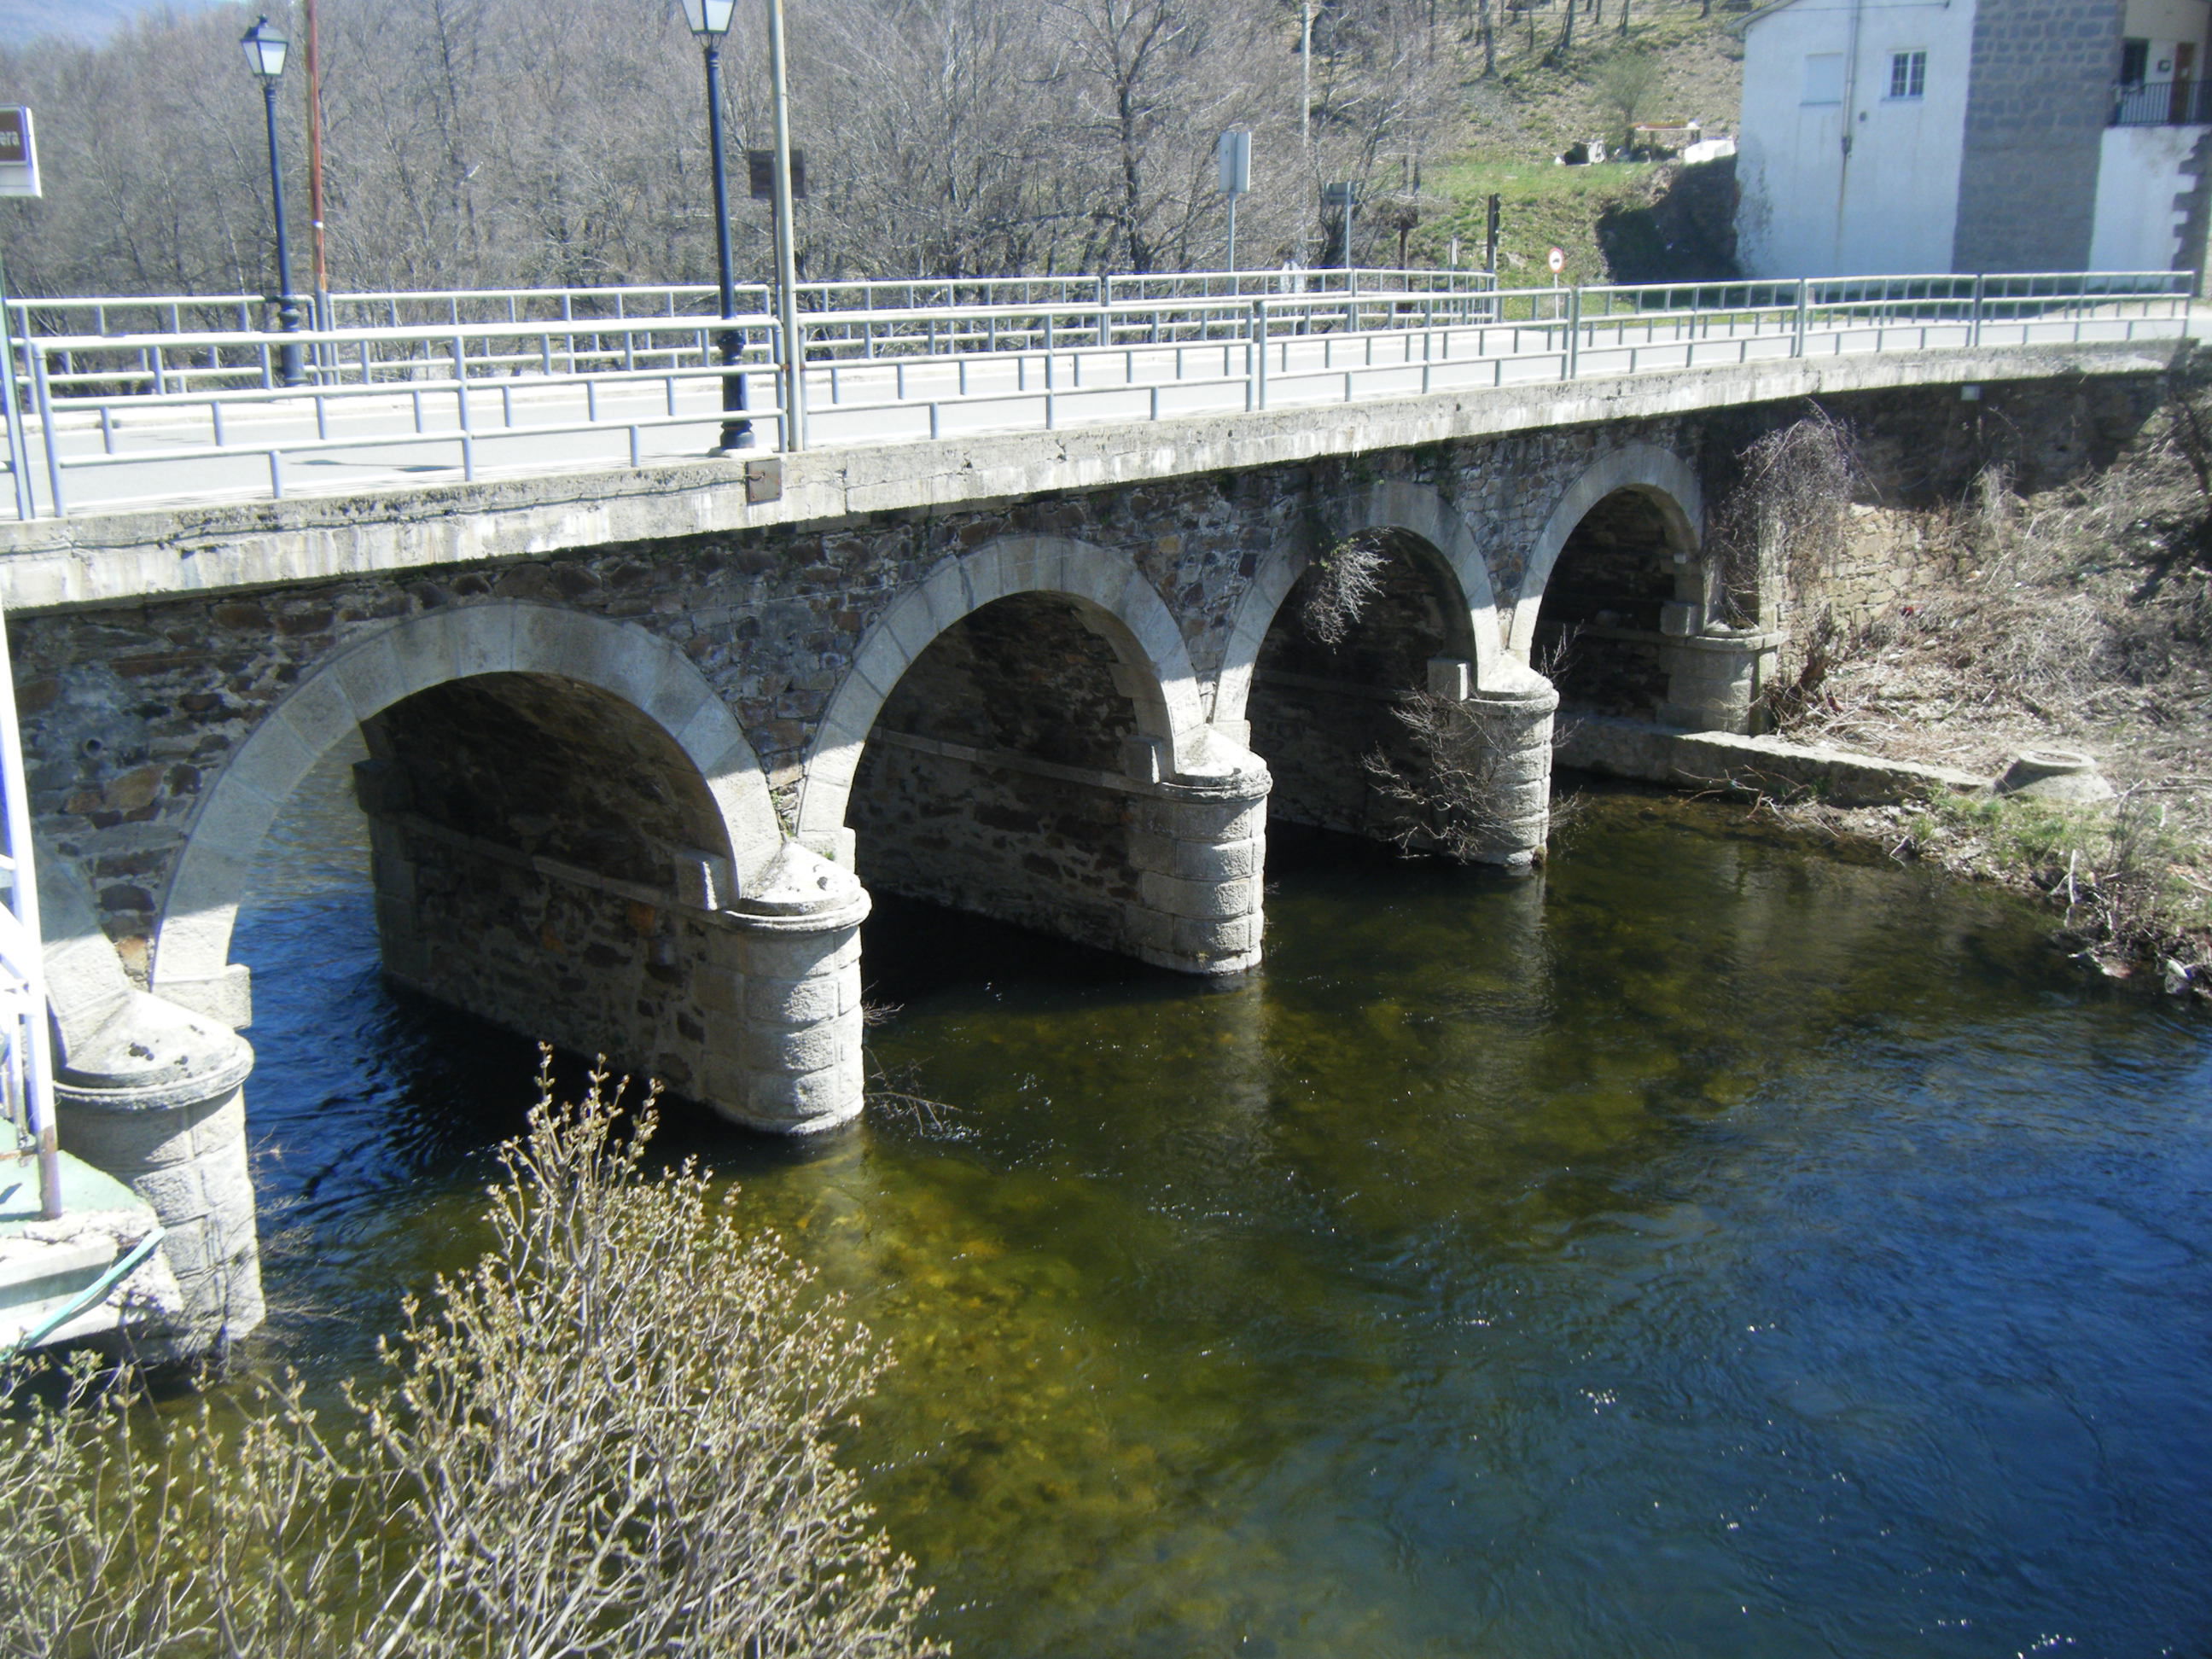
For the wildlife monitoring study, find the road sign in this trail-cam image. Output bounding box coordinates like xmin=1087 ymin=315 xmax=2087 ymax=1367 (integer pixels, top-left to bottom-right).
xmin=0 ymin=108 xmax=39 ymax=200
xmin=1547 ymin=246 xmax=1565 ymax=274
xmin=747 ymin=149 xmax=807 ymax=202
xmin=1216 ymin=131 xmax=1251 ymax=195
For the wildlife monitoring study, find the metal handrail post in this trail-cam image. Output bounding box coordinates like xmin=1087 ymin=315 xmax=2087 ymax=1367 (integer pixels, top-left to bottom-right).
xmin=1793 ymin=278 xmax=1809 ymax=358
xmin=0 ymin=602 xmax=62 ymax=1220
xmin=0 ymin=256 xmax=37 ymax=521
xmin=1564 ymin=286 xmax=1581 ymax=380
xmin=27 ymin=347 xmax=61 ymax=515
xmin=1970 ymin=272 xmax=1985 ymax=347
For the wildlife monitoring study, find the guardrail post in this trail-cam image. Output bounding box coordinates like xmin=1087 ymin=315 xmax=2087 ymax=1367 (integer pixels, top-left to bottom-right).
xmin=1097 ymin=272 xmax=1111 ymax=350
xmin=0 ymin=309 xmax=36 ymax=521
xmin=27 ymin=346 xmax=61 ymax=515
xmin=1563 ymin=286 xmax=1581 ymax=381
xmin=1970 ymin=272 xmax=1985 ymax=348
xmin=1792 ymin=279 xmax=1809 ymax=358
xmin=787 ymin=322 xmax=808 ymax=451
xmin=1249 ymin=298 xmax=1268 ymax=411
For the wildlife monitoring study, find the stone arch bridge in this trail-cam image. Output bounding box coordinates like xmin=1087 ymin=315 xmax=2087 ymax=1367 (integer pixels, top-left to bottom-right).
xmin=0 ymin=339 xmax=2171 ymax=1346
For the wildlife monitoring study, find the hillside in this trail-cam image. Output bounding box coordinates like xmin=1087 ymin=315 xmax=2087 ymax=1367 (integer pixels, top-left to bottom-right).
xmin=1417 ymin=0 xmax=1749 ymax=287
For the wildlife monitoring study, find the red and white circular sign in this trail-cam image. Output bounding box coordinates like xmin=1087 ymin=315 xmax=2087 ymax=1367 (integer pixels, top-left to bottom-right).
xmin=1547 ymin=247 xmax=1566 ymax=274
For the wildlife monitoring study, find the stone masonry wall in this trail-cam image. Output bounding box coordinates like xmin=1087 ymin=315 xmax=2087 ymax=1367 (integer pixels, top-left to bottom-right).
xmin=4 ymin=379 xmax=2161 ymax=987
xmin=1953 ymin=0 xmax=2122 ymax=273
xmin=369 ymin=806 xmax=731 ymax=1099
xmin=1248 ymin=533 xmax=1460 ymax=835
xmin=850 ymin=738 xmax=1143 ymax=955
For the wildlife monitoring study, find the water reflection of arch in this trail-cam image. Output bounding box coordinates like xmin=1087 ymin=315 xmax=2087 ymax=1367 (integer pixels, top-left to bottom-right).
xmin=1508 ymin=441 xmax=1704 ymax=664
xmin=1213 ymin=478 xmax=1510 ymax=732
xmin=149 ymin=601 xmax=783 ymax=1022
xmin=793 ymin=535 xmax=1212 ymax=840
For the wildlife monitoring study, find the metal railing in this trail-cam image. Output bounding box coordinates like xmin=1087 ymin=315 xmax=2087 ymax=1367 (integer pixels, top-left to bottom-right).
xmin=2110 ymin=77 xmax=2212 ymax=126
xmin=0 ymin=601 xmax=59 ymax=1223
xmin=0 ymin=269 xmax=2189 ymax=522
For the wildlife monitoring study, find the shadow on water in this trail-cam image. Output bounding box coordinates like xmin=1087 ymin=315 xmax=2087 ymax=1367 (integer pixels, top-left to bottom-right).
xmin=231 ymin=749 xmax=2212 ymax=1659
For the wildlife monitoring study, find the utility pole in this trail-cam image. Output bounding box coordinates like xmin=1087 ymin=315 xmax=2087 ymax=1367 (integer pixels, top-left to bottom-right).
xmin=305 ymin=0 xmax=329 ymax=323
xmin=766 ymin=0 xmax=804 ymax=451
xmin=1299 ymin=0 xmax=1313 ymax=265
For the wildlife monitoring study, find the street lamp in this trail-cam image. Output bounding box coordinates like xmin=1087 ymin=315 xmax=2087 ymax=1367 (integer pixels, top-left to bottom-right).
xmin=680 ymin=0 xmax=754 ymax=451
xmin=241 ymin=16 xmax=304 ymax=388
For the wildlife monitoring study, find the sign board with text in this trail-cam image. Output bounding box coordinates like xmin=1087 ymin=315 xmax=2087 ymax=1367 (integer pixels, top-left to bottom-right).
xmin=0 ymin=108 xmax=39 ymax=199
xmin=747 ymin=149 xmax=807 ymax=202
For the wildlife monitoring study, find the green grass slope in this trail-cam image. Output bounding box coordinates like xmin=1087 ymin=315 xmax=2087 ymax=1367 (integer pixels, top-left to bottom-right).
xmin=1416 ymin=0 xmax=1749 ymax=287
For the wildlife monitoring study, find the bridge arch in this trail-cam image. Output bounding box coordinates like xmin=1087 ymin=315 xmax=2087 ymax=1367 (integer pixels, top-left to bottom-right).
xmin=796 ymin=537 xmax=1263 ymax=975
xmin=149 ymin=601 xmax=783 ymax=1015
xmin=1214 ymin=478 xmax=1509 ymax=731
xmin=1509 ymin=441 xmax=1704 ymax=662
xmin=795 ymin=536 xmax=1209 ymax=838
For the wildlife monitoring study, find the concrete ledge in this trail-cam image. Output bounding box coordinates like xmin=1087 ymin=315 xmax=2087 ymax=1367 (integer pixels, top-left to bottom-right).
xmin=0 ymin=339 xmax=2177 ymax=614
xmin=1558 ymin=713 xmax=1985 ymax=806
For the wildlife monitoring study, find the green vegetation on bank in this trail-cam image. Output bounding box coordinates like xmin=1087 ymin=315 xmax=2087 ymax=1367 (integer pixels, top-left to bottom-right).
xmin=1416 ymin=0 xmax=1751 ymax=283
xmin=0 ymin=1057 xmax=941 ymax=1659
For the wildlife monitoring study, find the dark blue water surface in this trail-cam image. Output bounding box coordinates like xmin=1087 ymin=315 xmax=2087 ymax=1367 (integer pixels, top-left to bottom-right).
xmin=235 ymin=750 xmax=2212 ymax=1659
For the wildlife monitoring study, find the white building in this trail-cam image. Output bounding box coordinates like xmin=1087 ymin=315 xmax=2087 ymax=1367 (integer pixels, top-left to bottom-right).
xmin=1735 ymin=0 xmax=2212 ymax=280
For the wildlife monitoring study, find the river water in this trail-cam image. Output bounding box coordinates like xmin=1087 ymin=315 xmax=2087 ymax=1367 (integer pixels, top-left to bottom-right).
xmin=234 ymin=748 xmax=2212 ymax=1659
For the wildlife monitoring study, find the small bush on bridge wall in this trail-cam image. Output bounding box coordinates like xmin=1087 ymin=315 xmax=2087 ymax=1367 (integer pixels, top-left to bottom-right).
xmin=0 ymin=1054 xmax=942 ymax=1659
xmin=1710 ymin=405 xmax=1868 ymax=629
xmin=1300 ymin=537 xmax=1391 ymax=648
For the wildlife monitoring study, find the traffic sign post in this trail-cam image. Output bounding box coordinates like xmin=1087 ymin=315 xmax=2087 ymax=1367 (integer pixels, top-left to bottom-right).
xmin=0 ymin=108 xmax=39 ymax=520
xmin=1323 ymin=181 xmax=1359 ymax=269
xmin=1216 ymin=131 xmax=1251 ymax=274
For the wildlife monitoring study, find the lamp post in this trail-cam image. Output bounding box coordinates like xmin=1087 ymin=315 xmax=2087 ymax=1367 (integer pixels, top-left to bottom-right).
xmin=680 ymin=0 xmax=754 ymax=451
xmin=241 ymin=17 xmax=303 ymax=388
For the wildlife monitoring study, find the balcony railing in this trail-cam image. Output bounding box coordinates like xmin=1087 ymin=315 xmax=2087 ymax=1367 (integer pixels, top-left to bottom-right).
xmin=2110 ymin=77 xmax=2212 ymax=126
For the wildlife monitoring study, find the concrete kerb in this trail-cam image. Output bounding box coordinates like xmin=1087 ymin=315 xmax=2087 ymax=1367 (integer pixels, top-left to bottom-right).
xmin=793 ymin=536 xmax=1210 ymax=839
xmin=1510 ymin=440 xmax=1705 ymax=661
xmin=147 ymin=600 xmax=781 ymax=1019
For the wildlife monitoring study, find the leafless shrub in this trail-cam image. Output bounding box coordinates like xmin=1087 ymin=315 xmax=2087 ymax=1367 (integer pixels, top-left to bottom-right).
xmin=1710 ymin=406 xmax=1868 ymax=623
xmin=1364 ymin=688 xmax=1571 ymax=864
xmin=0 ymin=1052 xmax=943 ymax=1659
xmin=1300 ymin=537 xmax=1390 ymax=648
xmin=865 ymin=1058 xmax=965 ymax=1136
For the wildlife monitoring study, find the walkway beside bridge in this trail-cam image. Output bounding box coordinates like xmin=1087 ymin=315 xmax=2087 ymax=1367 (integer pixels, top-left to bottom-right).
xmin=0 ymin=269 xmax=2191 ymax=523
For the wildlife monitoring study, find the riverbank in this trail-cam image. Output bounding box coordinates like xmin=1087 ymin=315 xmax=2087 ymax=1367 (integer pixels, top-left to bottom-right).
xmin=1718 ymin=371 xmax=2212 ymax=996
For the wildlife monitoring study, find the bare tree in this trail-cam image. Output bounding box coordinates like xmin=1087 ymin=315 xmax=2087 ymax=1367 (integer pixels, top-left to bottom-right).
xmin=0 ymin=0 xmax=1472 ymax=295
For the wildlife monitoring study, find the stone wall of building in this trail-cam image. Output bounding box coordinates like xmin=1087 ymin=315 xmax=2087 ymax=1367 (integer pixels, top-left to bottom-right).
xmin=1953 ymin=0 xmax=2122 ymax=272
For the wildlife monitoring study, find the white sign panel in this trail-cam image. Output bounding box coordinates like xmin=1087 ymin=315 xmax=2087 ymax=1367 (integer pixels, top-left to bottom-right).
xmin=0 ymin=108 xmax=39 ymax=199
xmin=1217 ymin=130 xmax=1251 ymax=196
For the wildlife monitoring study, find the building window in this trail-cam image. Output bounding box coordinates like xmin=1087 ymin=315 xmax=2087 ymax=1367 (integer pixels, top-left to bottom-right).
xmin=1889 ymin=49 xmax=1927 ymax=99
xmin=1803 ymin=52 xmax=1844 ymax=103
xmin=2120 ymin=38 xmax=2150 ymax=85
